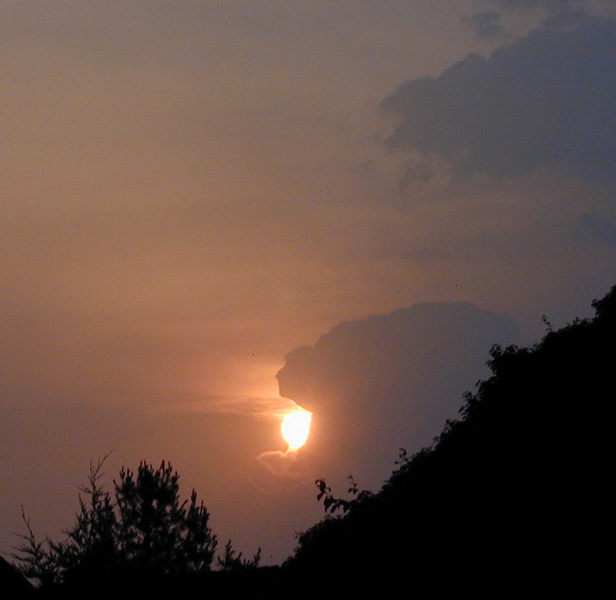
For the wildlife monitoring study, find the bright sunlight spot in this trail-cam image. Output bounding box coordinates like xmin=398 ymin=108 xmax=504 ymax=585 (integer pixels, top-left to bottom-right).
xmin=281 ymin=410 xmax=312 ymax=450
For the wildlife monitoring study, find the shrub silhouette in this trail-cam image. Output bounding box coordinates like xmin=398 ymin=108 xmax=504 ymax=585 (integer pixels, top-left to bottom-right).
xmin=287 ymin=285 xmax=615 ymax=594
xmin=14 ymin=458 xmax=217 ymax=587
xmin=217 ymin=539 xmax=262 ymax=571
xmin=114 ymin=461 xmax=216 ymax=575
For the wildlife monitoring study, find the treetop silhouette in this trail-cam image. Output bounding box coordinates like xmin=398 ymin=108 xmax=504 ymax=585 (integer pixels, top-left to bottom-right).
xmin=14 ymin=458 xmax=217 ymax=587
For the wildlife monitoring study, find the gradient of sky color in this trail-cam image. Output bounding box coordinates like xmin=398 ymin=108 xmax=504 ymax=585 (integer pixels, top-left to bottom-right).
xmin=2 ymin=0 xmax=615 ymax=564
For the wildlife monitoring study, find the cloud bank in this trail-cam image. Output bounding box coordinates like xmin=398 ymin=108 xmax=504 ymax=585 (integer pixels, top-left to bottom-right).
xmin=462 ymin=11 xmax=505 ymax=38
xmin=275 ymin=302 xmax=519 ymax=490
xmin=380 ymin=15 xmax=616 ymax=181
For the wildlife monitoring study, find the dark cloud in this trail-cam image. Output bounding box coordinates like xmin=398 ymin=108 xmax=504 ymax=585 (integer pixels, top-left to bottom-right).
xmin=487 ymin=0 xmax=576 ymax=10
xmin=482 ymin=0 xmax=612 ymax=22
xmin=462 ymin=11 xmax=505 ymax=38
xmin=541 ymin=4 xmax=591 ymax=29
xmin=380 ymin=17 xmax=616 ymax=181
xmin=276 ymin=303 xmax=518 ymax=490
xmin=490 ymin=0 xmax=543 ymax=7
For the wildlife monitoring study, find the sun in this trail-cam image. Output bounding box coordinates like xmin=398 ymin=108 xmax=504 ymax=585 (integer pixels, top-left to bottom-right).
xmin=281 ymin=410 xmax=312 ymax=450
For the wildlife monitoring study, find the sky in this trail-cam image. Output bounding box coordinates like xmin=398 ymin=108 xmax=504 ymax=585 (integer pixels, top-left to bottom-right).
xmin=2 ymin=0 xmax=616 ymax=565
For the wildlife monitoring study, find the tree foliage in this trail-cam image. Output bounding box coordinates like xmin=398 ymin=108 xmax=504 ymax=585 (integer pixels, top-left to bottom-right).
xmin=315 ymin=475 xmax=373 ymax=515
xmin=114 ymin=461 xmax=216 ymax=575
xmin=217 ymin=539 xmax=262 ymax=571
xmin=288 ymin=284 xmax=616 ymax=594
xmin=13 ymin=458 xmax=217 ymax=586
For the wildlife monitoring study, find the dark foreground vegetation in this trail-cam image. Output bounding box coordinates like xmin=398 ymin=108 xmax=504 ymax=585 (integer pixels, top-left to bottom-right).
xmin=5 ymin=285 xmax=614 ymax=598
xmin=287 ymin=286 xmax=613 ymax=596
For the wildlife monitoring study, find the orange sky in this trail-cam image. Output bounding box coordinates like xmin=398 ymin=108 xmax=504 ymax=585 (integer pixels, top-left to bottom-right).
xmin=2 ymin=1 xmax=616 ymax=564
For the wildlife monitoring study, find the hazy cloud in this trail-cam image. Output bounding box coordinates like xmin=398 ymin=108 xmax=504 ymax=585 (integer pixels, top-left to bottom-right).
xmin=154 ymin=396 xmax=295 ymax=420
xmin=380 ymin=16 xmax=616 ymax=181
xmin=488 ymin=0 xmax=544 ymax=8
xmin=486 ymin=0 xmax=584 ymax=10
xmin=462 ymin=11 xmax=505 ymax=38
xmin=257 ymin=449 xmax=306 ymax=479
xmin=276 ymin=302 xmax=519 ymax=490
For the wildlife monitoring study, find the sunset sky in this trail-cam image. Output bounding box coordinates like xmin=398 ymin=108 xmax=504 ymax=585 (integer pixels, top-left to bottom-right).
xmin=2 ymin=0 xmax=616 ymax=564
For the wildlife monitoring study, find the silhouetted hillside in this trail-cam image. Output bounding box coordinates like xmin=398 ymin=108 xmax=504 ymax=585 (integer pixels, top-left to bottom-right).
xmin=0 ymin=556 xmax=34 ymax=598
xmin=286 ymin=286 xmax=614 ymax=595
xmin=12 ymin=287 xmax=614 ymax=598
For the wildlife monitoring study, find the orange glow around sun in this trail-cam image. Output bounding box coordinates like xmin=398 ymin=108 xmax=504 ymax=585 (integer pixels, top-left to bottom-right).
xmin=281 ymin=410 xmax=312 ymax=450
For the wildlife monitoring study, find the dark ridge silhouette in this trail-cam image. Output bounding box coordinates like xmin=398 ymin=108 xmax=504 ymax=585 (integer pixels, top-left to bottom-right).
xmin=285 ymin=284 xmax=615 ymax=595
xmin=11 ymin=285 xmax=615 ymax=598
xmin=0 ymin=555 xmax=34 ymax=598
xmin=29 ymin=566 xmax=290 ymax=600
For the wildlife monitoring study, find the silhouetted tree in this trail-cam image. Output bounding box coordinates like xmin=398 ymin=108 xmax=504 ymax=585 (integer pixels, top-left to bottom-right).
xmin=315 ymin=475 xmax=373 ymax=514
xmin=12 ymin=509 xmax=61 ymax=588
xmin=217 ymin=539 xmax=262 ymax=571
xmin=13 ymin=458 xmax=217 ymax=587
xmin=12 ymin=456 xmax=116 ymax=587
xmin=114 ymin=461 xmax=217 ymax=575
xmin=287 ymin=284 xmax=616 ymax=595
